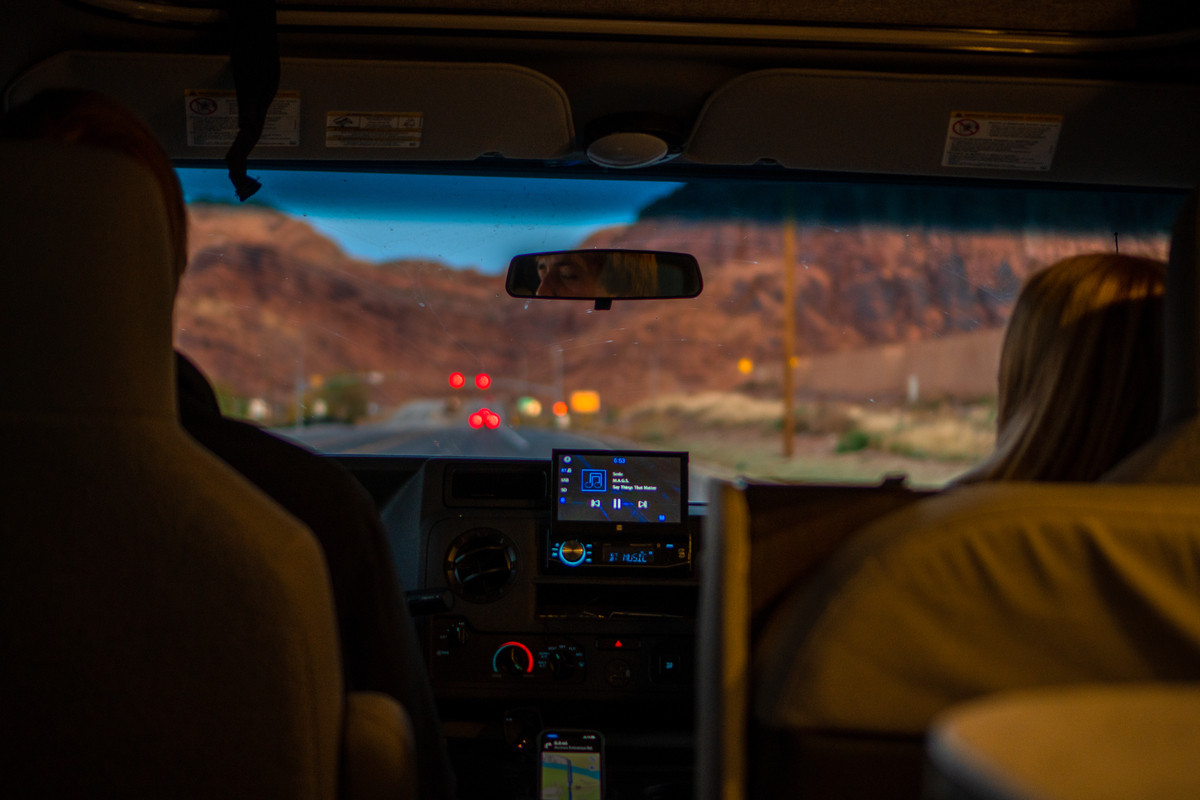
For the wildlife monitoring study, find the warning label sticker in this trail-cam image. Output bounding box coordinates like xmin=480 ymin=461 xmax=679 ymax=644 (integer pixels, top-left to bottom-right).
xmin=325 ymin=112 xmax=423 ymax=148
xmin=185 ymin=90 xmax=301 ymax=148
xmin=942 ymin=112 xmax=1063 ymax=172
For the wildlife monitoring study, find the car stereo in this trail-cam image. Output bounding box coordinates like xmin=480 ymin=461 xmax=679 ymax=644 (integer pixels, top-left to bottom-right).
xmin=545 ymin=449 xmax=690 ymax=574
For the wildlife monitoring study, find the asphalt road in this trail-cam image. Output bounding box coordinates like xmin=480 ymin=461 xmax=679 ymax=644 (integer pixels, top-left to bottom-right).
xmin=275 ymin=404 xmax=722 ymax=501
xmin=282 ymin=418 xmax=611 ymax=459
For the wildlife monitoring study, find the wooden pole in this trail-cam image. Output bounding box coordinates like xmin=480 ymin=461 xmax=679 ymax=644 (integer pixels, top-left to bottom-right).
xmin=782 ymin=195 xmax=797 ymax=458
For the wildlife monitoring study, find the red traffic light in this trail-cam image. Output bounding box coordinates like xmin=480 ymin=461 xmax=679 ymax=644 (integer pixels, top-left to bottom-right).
xmin=449 ymin=372 xmax=466 ymax=389
xmin=485 ymin=411 xmax=501 ymax=429
xmin=475 ymin=373 xmax=491 ymax=390
xmin=468 ymin=411 xmax=484 ymax=429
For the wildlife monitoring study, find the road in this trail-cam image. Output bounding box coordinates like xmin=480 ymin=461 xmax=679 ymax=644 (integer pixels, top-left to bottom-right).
xmin=274 ymin=400 xmax=724 ymax=501
xmin=282 ymin=418 xmax=610 ymax=459
xmin=279 ymin=398 xmax=610 ymax=457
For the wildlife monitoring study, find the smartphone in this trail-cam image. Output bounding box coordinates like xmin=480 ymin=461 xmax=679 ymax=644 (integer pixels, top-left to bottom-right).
xmin=538 ymin=729 xmax=605 ymax=800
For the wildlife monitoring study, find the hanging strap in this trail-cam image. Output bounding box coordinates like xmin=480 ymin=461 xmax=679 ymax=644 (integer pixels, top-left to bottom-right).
xmin=224 ymin=0 xmax=279 ymax=201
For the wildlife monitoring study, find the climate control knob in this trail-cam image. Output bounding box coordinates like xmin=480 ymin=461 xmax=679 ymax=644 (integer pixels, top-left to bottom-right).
xmin=543 ymin=642 xmax=585 ymax=680
xmin=558 ymin=539 xmax=586 ymax=567
xmin=492 ymin=642 xmax=534 ymax=675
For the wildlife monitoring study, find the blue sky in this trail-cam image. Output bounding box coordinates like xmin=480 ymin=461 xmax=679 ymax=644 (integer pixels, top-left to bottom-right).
xmin=178 ymin=168 xmax=683 ymax=273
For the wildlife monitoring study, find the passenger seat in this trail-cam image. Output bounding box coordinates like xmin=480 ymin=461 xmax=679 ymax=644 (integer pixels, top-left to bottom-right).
xmin=713 ymin=189 xmax=1200 ymax=800
xmin=925 ymin=682 xmax=1200 ymax=800
xmin=918 ymin=191 xmax=1200 ymax=800
xmin=1106 ymin=191 xmax=1200 ymax=483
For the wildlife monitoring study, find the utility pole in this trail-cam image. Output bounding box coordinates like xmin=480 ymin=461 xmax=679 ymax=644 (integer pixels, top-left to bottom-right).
xmin=782 ymin=192 xmax=797 ymax=458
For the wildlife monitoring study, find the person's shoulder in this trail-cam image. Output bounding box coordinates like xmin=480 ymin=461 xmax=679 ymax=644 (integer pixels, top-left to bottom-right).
xmin=175 ymin=352 xmax=380 ymax=530
xmin=187 ymin=414 xmax=375 ymax=510
xmin=211 ymin=416 xmax=355 ymax=477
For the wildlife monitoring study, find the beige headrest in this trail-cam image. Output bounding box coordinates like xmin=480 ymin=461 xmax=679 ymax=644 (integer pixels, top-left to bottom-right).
xmin=0 ymin=140 xmax=176 ymax=415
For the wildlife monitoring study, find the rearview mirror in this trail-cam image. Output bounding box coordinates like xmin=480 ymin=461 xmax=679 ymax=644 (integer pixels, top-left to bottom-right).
xmin=506 ymin=249 xmax=702 ymax=309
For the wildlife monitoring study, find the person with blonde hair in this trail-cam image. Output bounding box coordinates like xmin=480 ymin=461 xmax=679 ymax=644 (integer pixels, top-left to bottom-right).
xmin=957 ymin=252 xmax=1165 ymax=483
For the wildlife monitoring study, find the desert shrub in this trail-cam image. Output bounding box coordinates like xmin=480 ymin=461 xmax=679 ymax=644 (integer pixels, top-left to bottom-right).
xmin=305 ymin=374 xmax=369 ymax=424
xmin=834 ymin=428 xmax=873 ymax=453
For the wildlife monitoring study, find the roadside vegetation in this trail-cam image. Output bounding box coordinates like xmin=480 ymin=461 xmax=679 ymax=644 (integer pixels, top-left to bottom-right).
xmin=606 ymin=391 xmax=996 ymax=487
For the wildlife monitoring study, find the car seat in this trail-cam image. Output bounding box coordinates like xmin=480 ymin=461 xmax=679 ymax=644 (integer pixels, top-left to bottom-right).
xmin=925 ymin=682 xmax=1200 ymax=800
xmin=747 ymin=481 xmax=1200 ymax=800
xmin=697 ymin=479 xmax=931 ymax=800
xmin=0 ymin=139 xmax=414 ymax=799
xmin=721 ymin=190 xmax=1200 ymax=800
xmin=918 ymin=192 xmax=1200 ymax=800
xmin=1106 ymin=190 xmax=1200 ymax=482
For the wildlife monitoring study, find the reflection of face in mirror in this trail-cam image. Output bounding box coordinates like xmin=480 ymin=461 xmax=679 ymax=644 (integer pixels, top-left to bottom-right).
xmin=534 ymin=251 xmax=660 ymax=298
xmin=507 ymin=249 xmax=698 ymax=302
xmin=535 ymin=252 xmax=608 ymax=297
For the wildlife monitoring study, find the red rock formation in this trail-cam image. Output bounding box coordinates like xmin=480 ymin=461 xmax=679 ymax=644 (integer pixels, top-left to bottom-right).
xmin=174 ymin=204 xmax=1168 ymax=419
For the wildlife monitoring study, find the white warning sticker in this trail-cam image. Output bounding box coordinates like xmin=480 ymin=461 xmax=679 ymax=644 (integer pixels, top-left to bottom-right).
xmin=185 ymin=90 xmax=301 ymax=148
xmin=325 ymin=111 xmax=423 ymax=148
xmin=942 ymin=112 xmax=1063 ymax=172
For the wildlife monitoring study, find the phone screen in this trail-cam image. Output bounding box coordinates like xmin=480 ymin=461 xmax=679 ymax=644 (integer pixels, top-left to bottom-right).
xmin=538 ymin=729 xmax=604 ymax=800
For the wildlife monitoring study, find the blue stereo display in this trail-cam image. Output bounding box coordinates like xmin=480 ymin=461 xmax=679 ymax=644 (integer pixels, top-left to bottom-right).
xmin=552 ymin=450 xmax=687 ymax=526
xmin=603 ymin=545 xmax=656 ymax=564
xmin=548 ymin=539 xmax=688 ymax=569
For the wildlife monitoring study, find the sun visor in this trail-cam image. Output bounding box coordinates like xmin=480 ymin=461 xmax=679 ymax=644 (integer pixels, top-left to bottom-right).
xmin=685 ymin=69 xmax=1200 ymax=188
xmin=4 ymin=52 xmax=575 ymax=163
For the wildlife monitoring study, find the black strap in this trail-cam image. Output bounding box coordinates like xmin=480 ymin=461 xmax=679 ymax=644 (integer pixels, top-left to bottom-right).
xmin=224 ymin=0 xmax=279 ymax=201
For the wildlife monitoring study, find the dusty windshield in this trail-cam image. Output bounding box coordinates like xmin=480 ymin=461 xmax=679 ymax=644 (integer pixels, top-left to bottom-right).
xmin=175 ymin=169 xmax=1180 ymax=490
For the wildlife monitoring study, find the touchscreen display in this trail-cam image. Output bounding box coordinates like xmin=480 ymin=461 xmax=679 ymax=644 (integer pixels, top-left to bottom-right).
xmin=552 ymin=450 xmax=686 ymax=525
xmin=539 ymin=729 xmax=603 ymax=800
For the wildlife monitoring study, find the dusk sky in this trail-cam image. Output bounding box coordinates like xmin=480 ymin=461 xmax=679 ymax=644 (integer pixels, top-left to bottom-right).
xmin=178 ymin=167 xmax=683 ymax=273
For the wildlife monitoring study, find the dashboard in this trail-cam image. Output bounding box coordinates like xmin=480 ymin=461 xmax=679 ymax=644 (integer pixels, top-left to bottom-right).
xmin=346 ymin=451 xmax=701 ymax=798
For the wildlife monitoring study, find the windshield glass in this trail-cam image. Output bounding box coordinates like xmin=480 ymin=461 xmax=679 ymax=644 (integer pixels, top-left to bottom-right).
xmin=175 ymin=168 xmax=1181 ymax=491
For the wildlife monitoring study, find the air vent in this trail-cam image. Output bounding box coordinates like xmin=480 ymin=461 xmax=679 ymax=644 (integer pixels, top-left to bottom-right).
xmin=446 ymin=463 xmax=549 ymax=507
xmin=444 ymin=528 xmax=519 ymax=603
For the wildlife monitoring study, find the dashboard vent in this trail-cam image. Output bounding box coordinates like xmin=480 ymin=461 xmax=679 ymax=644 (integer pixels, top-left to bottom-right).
xmin=444 ymin=528 xmax=519 ymax=603
xmin=446 ymin=464 xmax=549 ymax=507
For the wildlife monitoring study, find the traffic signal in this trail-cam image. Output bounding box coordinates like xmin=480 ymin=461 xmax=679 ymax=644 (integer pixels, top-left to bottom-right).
xmin=450 ymin=371 xmax=491 ymax=390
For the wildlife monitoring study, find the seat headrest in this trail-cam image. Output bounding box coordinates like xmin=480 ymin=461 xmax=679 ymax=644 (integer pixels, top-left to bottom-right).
xmin=1162 ymin=189 xmax=1200 ymax=429
xmin=1103 ymin=189 xmax=1200 ymax=482
xmin=0 ymin=140 xmax=176 ymax=416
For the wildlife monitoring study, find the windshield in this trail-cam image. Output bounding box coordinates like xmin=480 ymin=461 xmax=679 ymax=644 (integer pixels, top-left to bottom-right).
xmin=175 ymin=168 xmax=1181 ymax=491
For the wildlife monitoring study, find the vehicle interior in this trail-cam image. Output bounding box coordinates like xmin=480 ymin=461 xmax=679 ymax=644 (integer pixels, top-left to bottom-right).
xmin=4 ymin=1 xmax=1200 ymax=798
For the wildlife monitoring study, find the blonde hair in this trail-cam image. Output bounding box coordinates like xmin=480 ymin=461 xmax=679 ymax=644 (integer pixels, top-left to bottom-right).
xmin=960 ymin=253 xmax=1165 ymax=483
xmin=0 ymin=90 xmax=188 ymax=283
xmin=601 ymin=251 xmax=659 ymax=296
